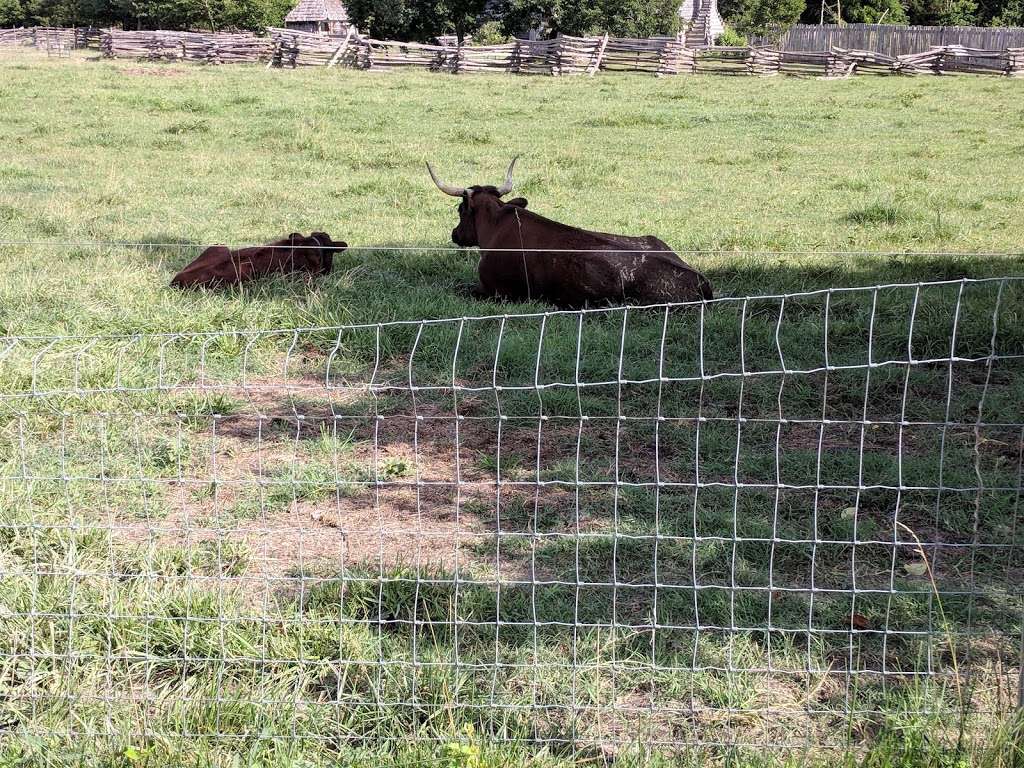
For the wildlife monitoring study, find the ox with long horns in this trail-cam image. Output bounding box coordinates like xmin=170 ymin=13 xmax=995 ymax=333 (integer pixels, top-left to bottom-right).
xmin=427 ymin=158 xmax=712 ymax=308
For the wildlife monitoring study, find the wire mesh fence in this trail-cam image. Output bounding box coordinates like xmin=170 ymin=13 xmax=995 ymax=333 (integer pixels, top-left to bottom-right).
xmin=1 ymin=275 xmax=1022 ymax=760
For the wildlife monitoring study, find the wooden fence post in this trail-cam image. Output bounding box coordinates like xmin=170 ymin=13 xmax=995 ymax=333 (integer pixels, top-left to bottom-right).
xmin=747 ymin=46 xmax=781 ymax=76
xmin=327 ymin=26 xmax=354 ymax=68
xmin=550 ymin=34 xmax=561 ymax=75
xmin=587 ymin=33 xmax=609 ymax=75
xmin=1008 ymin=47 xmax=1024 ymax=77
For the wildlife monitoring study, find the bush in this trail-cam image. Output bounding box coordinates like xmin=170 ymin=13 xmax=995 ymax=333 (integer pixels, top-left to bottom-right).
xmin=715 ymin=25 xmax=747 ymax=45
xmin=472 ymin=20 xmax=511 ymax=44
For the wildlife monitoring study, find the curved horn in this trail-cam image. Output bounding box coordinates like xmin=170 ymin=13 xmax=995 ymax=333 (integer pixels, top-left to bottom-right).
xmin=496 ymin=156 xmax=518 ymax=196
xmin=426 ymin=162 xmax=465 ymax=197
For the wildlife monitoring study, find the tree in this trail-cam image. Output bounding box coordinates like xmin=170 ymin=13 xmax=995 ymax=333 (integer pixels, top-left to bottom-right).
xmin=733 ymin=0 xmax=804 ymax=38
xmin=937 ymin=0 xmax=978 ymax=22
xmin=345 ymin=0 xmax=410 ymax=39
xmin=0 ymin=0 xmax=25 ymax=24
xmin=501 ymin=0 xmax=677 ymax=38
xmin=599 ymin=0 xmax=680 ymax=37
xmin=905 ymin=0 xmax=977 ymax=23
xmin=438 ymin=0 xmax=490 ymax=40
xmin=345 ymin=0 xmax=486 ymax=42
xmin=501 ymin=0 xmax=600 ymax=37
xmin=841 ymin=0 xmax=908 ymax=22
xmin=260 ymin=0 xmax=294 ymax=27
xmin=219 ymin=0 xmax=274 ymax=30
xmin=991 ymin=0 xmax=1023 ymax=22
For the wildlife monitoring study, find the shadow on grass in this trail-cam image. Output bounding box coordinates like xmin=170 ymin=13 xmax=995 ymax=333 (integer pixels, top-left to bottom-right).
xmin=128 ymin=236 xmax=1024 ymax=326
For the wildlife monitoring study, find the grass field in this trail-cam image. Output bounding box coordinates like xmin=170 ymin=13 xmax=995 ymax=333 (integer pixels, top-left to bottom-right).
xmin=0 ymin=51 xmax=1023 ymax=768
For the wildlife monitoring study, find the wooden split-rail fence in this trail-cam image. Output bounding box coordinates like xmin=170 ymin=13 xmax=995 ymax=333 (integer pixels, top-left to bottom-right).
xmin=2 ymin=25 xmax=1023 ymax=78
xmin=98 ymin=29 xmax=273 ymax=63
xmin=761 ymin=23 xmax=1024 ymax=58
xmin=0 ymin=26 xmax=101 ymax=54
xmin=262 ymin=28 xmax=1024 ymax=77
xmin=264 ymin=28 xmax=697 ymax=75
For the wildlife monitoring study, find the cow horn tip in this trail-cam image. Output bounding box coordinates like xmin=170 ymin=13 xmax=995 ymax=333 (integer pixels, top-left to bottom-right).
xmin=426 ymin=160 xmax=465 ymax=197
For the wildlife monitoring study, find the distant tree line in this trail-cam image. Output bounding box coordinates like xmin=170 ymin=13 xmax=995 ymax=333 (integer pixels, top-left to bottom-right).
xmin=342 ymin=0 xmax=683 ymax=42
xmin=720 ymin=0 xmax=1022 ymax=34
xmin=0 ymin=0 xmax=294 ymax=31
xmin=0 ymin=0 xmax=1020 ymax=40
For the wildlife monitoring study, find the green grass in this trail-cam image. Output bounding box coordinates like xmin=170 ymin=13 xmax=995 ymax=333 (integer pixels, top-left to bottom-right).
xmin=0 ymin=52 xmax=1023 ymax=768
xmin=0 ymin=53 xmax=1023 ymax=338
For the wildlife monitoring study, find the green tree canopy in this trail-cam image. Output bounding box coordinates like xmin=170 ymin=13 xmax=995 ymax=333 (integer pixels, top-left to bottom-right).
xmin=991 ymin=0 xmax=1023 ymax=22
xmin=345 ymin=0 xmax=487 ymax=41
xmin=500 ymin=0 xmax=678 ymax=38
xmin=841 ymin=0 xmax=909 ymax=23
xmin=0 ymin=0 xmax=24 ymax=24
xmin=732 ymin=0 xmax=804 ymax=37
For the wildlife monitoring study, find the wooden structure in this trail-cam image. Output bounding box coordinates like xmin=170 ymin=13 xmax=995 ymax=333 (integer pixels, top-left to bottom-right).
xmin=747 ymin=47 xmax=781 ymax=76
xmin=283 ymin=0 xmax=351 ymax=36
xmin=101 ymin=30 xmax=273 ymax=64
xmin=5 ymin=25 xmax=1022 ymax=78
xmin=0 ymin=27 xmax=33 ymax=46
xmin=760 ymin=23 xmax=1024 ymax=58
xmin=0 ymin=26 xmax=100 ymax=50
xmin=266 ymin=30 xmax=701 ymax=76
xmin=1010 ymin=48 xmax=1024 ymax=76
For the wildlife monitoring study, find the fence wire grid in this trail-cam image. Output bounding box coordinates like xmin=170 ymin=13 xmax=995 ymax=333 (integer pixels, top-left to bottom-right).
xmin=1 ymin=275 xmax=1022 ymax=758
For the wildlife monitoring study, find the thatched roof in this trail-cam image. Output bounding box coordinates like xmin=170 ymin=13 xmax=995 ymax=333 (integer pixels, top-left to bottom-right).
xmin=284 ymin=0 xmax=349 ymax=24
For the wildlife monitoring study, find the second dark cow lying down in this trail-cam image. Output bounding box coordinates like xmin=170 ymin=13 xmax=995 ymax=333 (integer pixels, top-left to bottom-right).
xmin=427 ymin=158 xmax=712 ymax=308
xmin=170 ymin=232 xmax=346 ymax=289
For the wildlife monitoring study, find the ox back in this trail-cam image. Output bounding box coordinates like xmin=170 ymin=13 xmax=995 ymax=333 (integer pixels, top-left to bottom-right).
xmin=475 ymin=206 xmax=713 ymax=309
xmin=170 ymin=232 xmax=345 ymax=289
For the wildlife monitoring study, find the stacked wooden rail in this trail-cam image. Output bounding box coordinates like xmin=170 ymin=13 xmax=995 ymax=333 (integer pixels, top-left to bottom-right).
xmin=1010 ymin=48 xmax=1024 ymax=77
xmin=823 ymin=45 xmax=1018 ymax=77
xmin=77 ymin=27 xmax=102 ymax=48
xmin=763 ymin=23 xmax=1024 ymax=58
xmin=34 ymin=26 xmax=76 ymax=52
xmin=693 ymin=45 xmax=748 ymax=74
xmin=101 ymin=30 xmax=272 ymax=63
xmin=0 ymin=27 xmax=34 ymax=46
xmin=267 ymin=30 xmax=701 ymax=76
xmin=779 ymin=50 xmax=831 ymax=76
xmin=4 ymin=26 xmax=1024 ymax=77
xmin=602 ymin=36 xmax=695 ymax=75
xmin=0 ymin=26 xmax=100 ymax=49
xmin=747 ymin=47 xmax=781 ymax=76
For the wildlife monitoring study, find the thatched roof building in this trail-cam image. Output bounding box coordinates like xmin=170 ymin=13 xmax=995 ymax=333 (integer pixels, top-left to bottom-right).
xmin=284 ymin=0 xmax=351 ymax=35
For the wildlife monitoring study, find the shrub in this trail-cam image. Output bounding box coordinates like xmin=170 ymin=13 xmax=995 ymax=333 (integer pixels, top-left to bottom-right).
xmin=472 ymin=20 xmax=511 ymax=45
xmin=715 ymin=25 xmax=748 ymax=45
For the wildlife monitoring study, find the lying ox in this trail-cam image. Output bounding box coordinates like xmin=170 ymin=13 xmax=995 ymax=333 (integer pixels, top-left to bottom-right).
xmin=427 ymin=158 xmax=712 ymax=308
xmin=170 ymin=232 xmax=345 ymax=289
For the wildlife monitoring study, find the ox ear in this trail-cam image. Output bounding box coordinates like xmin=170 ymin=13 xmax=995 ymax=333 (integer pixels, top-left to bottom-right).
xmin=505 ymin=197 xmax=528 ymax=209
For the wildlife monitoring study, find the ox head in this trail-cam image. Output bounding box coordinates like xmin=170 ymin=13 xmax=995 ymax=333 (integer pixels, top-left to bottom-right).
xmin=426 ymin=158 xmax=527 ymax=247
xmin=306 ymin=231 xmax=346 ymax=275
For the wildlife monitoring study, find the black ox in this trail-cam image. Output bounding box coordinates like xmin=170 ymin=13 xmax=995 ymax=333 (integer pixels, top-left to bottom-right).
xmin=427 ymin=158 xmax=712 ymax=308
